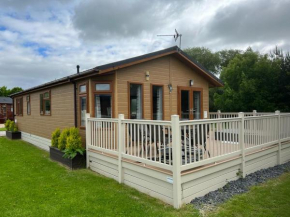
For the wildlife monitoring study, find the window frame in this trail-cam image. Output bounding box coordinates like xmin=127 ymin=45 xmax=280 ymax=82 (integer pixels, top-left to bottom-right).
xmin=92 ymin=81 xmax=114 ymax=118
xmin=128 ymin=82 xmax=144 ymax=119
xmin=79 ymin=82 xmax=89 ymax=129
xmin=151 ymin=84 xmax=164 ymax=120
xmin=40 ymin=90 xmax=51 ymax=116
xmin=26 ymin=95 xmax=31 ymax=115
xmin=16 ymin=97 xmax=23 ymax=116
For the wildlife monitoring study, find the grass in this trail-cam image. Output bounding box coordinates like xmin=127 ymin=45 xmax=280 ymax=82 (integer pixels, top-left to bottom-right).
xmin=1 ymin=137 xmax=290 ymax=217
xmin=0 ymin=127 xmax=6 ymax=131
xmin=207 ymin=171 xmax=290 ymax=217
xmin=0 ymin=137 xmax=197 ymax=217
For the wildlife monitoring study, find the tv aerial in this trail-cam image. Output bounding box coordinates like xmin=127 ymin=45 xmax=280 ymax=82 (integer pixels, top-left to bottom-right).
xmin=157 ymin=29 xmax=182 ymax=48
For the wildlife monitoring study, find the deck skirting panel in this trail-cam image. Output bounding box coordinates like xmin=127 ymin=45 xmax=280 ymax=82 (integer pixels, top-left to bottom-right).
xmin=21 ymin=131 xmax=51 ymax=151
xmin=181 ymin=143 xmax=290 ymax=204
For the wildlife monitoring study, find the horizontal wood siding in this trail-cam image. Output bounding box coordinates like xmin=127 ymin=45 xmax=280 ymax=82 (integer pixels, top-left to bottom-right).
xmin=116 ymin=55 xmax=209 ymax=120
xmin=14 ymin=83 xmax=74 ymax=141
xmin=170 ymin=56 xmax=209 ymax=118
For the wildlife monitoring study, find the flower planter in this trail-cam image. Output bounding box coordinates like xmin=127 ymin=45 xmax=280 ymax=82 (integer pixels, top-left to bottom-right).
xmin=6 ymin=131 xmax=21 ymax=140
xmin=49 ymin=146 xmax=86 ymax=169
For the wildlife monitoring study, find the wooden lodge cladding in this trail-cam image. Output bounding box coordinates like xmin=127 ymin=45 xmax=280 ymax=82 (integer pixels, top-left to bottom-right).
xmin=11 ymin=46 xmax=223 ymax=150
xmin=14 ymin=84 xmax=75 ymax=140
xmin=116 ymin=56 xmax=209 ymax=120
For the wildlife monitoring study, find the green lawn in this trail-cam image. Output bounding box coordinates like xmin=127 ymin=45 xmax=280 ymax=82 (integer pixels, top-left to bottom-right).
xmin=208 ymin=172 xmax=290 ymax=217
xmin=0 ymin=137 xmax=197 ymax=217
xmin=0 ymin=137 xmax=290 ymax=217
xmin=0 ymin=127 xmax=6 ymax=131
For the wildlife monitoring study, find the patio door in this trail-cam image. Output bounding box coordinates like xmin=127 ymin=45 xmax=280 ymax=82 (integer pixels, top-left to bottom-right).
xmin=178 ymin=87 xmax=203 ymax=120
xmin=93 ymin=82 xmax=113 ymax=118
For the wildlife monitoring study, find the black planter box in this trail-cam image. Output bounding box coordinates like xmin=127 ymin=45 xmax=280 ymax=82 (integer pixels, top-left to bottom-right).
xmin=6 ymin=131 xmax=21 ymax=140
xmin=49 ymin=146 xmax=86 ymax=170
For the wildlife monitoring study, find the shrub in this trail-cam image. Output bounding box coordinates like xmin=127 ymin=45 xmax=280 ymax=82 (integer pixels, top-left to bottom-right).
xmin=58 ymin=128 xmax=70 ymax=151
xmin=5 ymin=120 xmax=18 ymax=132
xmin=51 ymin=128 xmax=61 ymax=148
xmin=4 ymin=119 xmax=11 ymax=130
xmin=13 ymin=125 xmax=18 ymax=132
xmin=63 ymin=127 xmax=84 ymax=159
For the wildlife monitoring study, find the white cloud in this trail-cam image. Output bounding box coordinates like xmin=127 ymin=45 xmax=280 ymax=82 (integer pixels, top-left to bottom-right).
xmin=0 ymin=0 xmax=289 ymax=90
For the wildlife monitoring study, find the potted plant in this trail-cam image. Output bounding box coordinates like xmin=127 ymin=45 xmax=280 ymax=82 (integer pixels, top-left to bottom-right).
xmin=49 ymin=127 xmax=86 ymax=169
xmin=5 ymin=120 xmax=21 ymax=140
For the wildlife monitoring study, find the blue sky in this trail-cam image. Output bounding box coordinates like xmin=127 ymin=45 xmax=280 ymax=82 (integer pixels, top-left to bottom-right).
xmin=0 ymin=0 xmax=289 ymax=89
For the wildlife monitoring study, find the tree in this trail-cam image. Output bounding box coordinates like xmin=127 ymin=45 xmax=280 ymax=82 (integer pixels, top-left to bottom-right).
xmin=184 ymin=47 xmax=241 ymax=111
xmin=214 ymin=48 xmax=281 ymax=112
xmin=0 ymin=86 xmax=23 ymax=97
xmin=218 ymin=49 xmax=242 ymax=69
xmin=9 ymin=87 xmax=23 ymax=96
xmin=184 ymin=47 xmax=221 ymax=75
xmin=270 ymin=47 xmax=290 ymax=111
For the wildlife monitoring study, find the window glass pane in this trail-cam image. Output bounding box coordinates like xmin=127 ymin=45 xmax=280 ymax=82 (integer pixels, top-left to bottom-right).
xmin=44 ymin=92 xmax=49 ymax=98
xmin=80 ymin=97 xmax=87 ymax=126
xmin=95 ymin=94 xmax=111 ymax=118
xmin=27 ymin=102 xmax=31 ymax=115
xmin=193 ymin=91 xmax=201 ymax=119
xmin=44 ymin=100 xmax=50 ymax=115
xmin=152 ymin=86 xmax=163 ymax=120
xmin=40 ymin=94 xmax=43 ymax=114
xmin=79 ymin=85 xmax=86 ymax=93
xmin=181 ymin=90 xmax=189 ymax=120
xmin=96 ymin=83 xmax=110 ymax=91
xmin=130 ymin=84 xmax=142 ymax=119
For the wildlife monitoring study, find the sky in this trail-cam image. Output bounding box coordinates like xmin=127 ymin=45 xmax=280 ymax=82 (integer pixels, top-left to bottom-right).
xmin=0 ymin=0 xmax=289 ymax=89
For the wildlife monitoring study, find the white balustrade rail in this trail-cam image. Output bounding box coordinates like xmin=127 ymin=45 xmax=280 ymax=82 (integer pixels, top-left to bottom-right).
xmin=244 ymin=115 xmax=279 ymax=150
xmin=281 ymin=113 xmax=290 ymax=141
xmin=88 ymin=118 xmax=119 ymax=155
xmin=122 ymin=119 xmax=173 ymax=170
xmin=209 ymin=110 xmax=277 ymax=119
xmin=179 ymin=118 xmax=241 ymax=169
xmin=86 ymin=112 xmax=290 ymax=173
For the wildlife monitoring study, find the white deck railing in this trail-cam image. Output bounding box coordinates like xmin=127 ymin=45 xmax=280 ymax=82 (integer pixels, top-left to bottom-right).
xmin=209 ymin=110 xmax=276 ymax=119
xmin=86 ymin=111 xmax=290 ymax=172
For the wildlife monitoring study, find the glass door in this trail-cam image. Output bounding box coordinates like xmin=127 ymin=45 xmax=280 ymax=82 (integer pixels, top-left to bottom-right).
xmin=181 ymin=90 xmax=190 ymax=120
xmin=193 ymin=91 xmax=201 ymax=119
xmin=95 ymin=94 xmax=112 ymax=118
xmin=178 ymin=87 xmax=203 ymax=120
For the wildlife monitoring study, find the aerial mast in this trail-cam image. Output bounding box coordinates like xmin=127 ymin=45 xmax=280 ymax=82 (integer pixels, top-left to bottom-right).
xmin=157 ymin=29 xmax=182 ymax=48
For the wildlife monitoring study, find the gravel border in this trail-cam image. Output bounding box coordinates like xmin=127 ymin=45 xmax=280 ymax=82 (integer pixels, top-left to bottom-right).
xmin=191 ymin=161 xmax=290 ymax=210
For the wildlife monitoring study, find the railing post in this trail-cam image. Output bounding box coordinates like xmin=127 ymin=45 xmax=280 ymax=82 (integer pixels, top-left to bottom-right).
xmin=171 ymin=115 xmax=182 ymax=209
xmin=217 ymin=110 xmax=221 ymax=119
xmin=238 ymin=112 xmax=245 ymax=178
xmin=275 ymin=110 xmax=281 ymax=165
xmin=253 ymin=110 xmax=257 ymax=116
xmin=85 ymin=113 xmax=91 ymax=168
xmin=118 ymin=114 xmax=125 ymax=184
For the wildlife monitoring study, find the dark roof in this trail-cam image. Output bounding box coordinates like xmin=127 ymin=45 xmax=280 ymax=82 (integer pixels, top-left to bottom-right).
xmin=0 ymin=97 xmax=12 ymax=104
xmin=10 ymin=46 xmax=223 ymax=97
